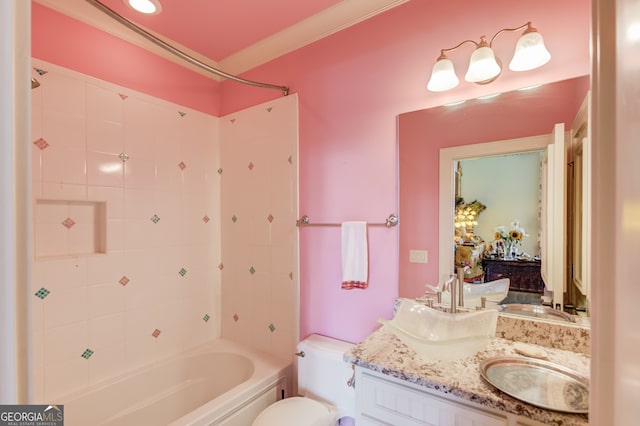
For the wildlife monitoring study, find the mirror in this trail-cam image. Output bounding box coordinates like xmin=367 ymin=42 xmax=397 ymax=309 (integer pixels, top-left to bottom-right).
xmin=398 ymin=76 xmax=590 ymax=318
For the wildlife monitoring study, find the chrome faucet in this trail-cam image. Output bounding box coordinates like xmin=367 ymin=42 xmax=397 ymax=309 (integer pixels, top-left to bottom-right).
xmin=449 ymin=266 xmax=468 ymax=313
xmin=449 ymin=272 xmax=458 ymax=313
xmin=457 ymin=266 xmax=467 ymax=308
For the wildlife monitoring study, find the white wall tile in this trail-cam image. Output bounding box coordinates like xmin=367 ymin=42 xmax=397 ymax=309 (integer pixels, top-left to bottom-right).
xmin=88 ymin=283 xmax=126 ymax=318
xmin=43 ymin=321 xmax=89 ymax=366
xmin=86 ymin=118 xmax=124 ymax=155
xmin=32 ymin=61 xmax=223 ymax=397
xmin=68 ymin=223 xmax=97 ymax=254
xmin=105 ymin=220 xmax=126 ymax=252
xmin=42 ymin=110 xmax=86 ymax=153
xmin=41 ymin=183 xmax=87 ymax=201
xmin=43 ymin=287 xmax=88 ymax=330
xmin=88 ymin=186 xmax=124 ymax=220
xmin=124 ymin=156 xmax=156 ymax=190
xmin=41 ymin=148 xmax=86 ymax=185
xmin=220 ymin=95 xmax=298 ymax=360
xmin=86 ymin=252 xmax=125 ymax=285
xmin=86 ymin=152 xmax=124 ymax=187
xmin=34 ymin=224 xmax=68 ymax=258
xmin=41 ymin=66 xmax=86 ymax=117
xmin=38 ymin=257 xmax=88 ymax=292
xmin=89 ymin=313 xmax=126 ymax=350
xmin=123 ymin=188 xmax=155 ymax=220
xmin=86 ymin=84 xmax=123 ymax=124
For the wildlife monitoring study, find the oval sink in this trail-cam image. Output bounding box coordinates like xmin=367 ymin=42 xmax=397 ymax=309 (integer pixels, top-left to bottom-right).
xmin=480 ymin=356 xmax=589 ymax=413
xmin=498 ymin=303 xmax=575 ymax=322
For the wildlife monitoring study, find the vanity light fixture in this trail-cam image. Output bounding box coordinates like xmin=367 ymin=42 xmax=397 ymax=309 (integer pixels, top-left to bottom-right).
xmin=125 ymin=0 xmax=162 ymax=14
xmin=427 ymin=22 xmax=551 ymax=92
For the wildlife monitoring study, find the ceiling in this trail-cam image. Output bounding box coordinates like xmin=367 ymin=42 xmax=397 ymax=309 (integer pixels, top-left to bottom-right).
xmin=34 ymin=0 xmax=410 ymax=80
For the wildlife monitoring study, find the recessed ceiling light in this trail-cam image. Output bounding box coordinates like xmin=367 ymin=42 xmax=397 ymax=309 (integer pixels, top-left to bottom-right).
xmin=125 ymin=0 xmax=162 ymax=15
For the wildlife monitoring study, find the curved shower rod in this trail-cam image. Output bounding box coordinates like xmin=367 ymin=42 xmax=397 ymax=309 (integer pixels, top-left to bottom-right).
xmin=85 ymin=0 xmax=290 ymax=96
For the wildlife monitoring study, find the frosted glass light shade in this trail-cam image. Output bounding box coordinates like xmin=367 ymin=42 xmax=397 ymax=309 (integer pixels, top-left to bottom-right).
xmin=509 ymin=31 xmax=551 ymax=71
xmin=464 ymin=46 xmax=501 ymax=83
xmin=427 ymin=58 xmax=460 ymax=92
xmin=126 ymin=0 xmax=162 ymax=14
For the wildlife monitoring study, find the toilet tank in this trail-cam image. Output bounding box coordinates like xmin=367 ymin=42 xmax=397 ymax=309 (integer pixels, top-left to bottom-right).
xmin=297 ymin=334 xmax=355 ymax=419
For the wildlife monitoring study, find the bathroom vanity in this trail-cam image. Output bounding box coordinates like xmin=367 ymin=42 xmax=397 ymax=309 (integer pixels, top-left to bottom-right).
xmin=344 ymin=313 xmax=590 ymax=426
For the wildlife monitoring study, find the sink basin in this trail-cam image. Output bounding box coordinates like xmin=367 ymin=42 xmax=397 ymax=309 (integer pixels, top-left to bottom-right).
xmin=378 ymin=298 xmax=498 ymax=361
xmin=498 ymin=303 xmax=575 ymax=322
xmin=438 ymin=278 xmax=510 ymax=309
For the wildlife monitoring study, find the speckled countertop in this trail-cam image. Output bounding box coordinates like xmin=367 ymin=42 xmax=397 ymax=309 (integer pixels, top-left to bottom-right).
xmin=345 ymin=326 xmax=589 ymax=426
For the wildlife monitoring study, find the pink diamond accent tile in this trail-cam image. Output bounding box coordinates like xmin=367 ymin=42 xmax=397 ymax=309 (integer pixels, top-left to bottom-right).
xmin=218 ymin=263 xmax=224 ymax=270
xmin=248 ymin=162 xmax=254 ymax=171
xmin=202 ymin=216 xmax=210 ymax=223
xmin=118 ymin=93 xmax=128 ymax=100
xmin=152 ymin=329 xmax=161 ymax=338
xmin=233 ymin=314 xmax=239 ymax=322
xmin=33 ymin=138 xmax=49 ymax=150
xmin=267 ymin=214 xmax=274 ymax=223
xmin=119 ymin=276 xmax=130 ymax=286
xmin=61 ymin=218 xmax=76 ymax=229
xmin=178 ymin=161 xmax=186 ymax=170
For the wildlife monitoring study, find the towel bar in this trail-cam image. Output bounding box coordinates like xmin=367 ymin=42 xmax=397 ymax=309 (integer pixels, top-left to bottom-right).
xmin=296 ymin=213 xmax=398 ymax=227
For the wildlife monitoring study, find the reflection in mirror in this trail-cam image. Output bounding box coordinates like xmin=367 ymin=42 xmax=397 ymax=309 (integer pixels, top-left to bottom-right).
xmin=455 ymin=152 xmax=545 ymax=302
xmin=398 ymin=76 xmax=590 ymax=322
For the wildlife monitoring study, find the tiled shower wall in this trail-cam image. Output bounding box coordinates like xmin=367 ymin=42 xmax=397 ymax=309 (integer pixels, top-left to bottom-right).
xmin=220 ymin=96 xmax=299 ymax=362
xmin=30 ymin=60 xmax=222 ymax=401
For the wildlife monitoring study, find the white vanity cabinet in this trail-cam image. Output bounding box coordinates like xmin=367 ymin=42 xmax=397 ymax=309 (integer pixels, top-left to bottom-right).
xmin=355 ymin=367 xmax=547 ymax=426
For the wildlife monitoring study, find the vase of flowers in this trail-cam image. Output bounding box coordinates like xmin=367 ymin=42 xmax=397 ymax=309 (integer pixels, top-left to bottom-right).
xmin=494 ymin=220 xmax=527 ymax=260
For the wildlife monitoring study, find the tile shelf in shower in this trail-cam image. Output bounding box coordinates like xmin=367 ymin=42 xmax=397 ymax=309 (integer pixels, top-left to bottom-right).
xmin=34 ymin=199 xmax=107 ymax=258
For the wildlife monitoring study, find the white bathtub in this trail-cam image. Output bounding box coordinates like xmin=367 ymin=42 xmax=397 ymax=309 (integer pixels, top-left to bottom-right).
xmin=62 ymin=339 xmax=291 ymax=426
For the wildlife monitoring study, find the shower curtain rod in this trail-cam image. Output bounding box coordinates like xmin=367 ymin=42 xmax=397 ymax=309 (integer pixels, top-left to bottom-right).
xmin=85 ymin=0 xmax=290 ymax=96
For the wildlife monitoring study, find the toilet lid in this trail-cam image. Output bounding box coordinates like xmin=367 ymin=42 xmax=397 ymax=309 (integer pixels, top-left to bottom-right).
xmin=252 ymin=397 xmax=336 ymax=426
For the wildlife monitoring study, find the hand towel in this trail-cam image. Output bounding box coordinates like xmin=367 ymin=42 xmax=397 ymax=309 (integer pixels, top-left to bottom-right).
xmin=341 ymin=221 xmax=368 ymax=289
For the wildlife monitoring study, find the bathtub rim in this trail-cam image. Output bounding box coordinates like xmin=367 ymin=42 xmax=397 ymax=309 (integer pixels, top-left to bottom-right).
xmin=171 ymin=340 xmax=292 ymax=425
xmin=57 ymin=338 xmax=292 ymax=425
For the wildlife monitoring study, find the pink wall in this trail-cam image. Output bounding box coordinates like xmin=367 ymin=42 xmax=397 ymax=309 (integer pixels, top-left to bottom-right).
xmin=32 ymin=3 xmax=221 ymax=116
xmin=32 ymin=0 xmax=591 ymax=344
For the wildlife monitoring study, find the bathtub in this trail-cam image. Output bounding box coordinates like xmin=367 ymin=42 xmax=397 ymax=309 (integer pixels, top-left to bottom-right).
xmin=62 ymin=339 xmax=291 ymax=426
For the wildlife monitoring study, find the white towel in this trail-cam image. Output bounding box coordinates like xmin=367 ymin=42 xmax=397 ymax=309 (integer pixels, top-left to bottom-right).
xmin=341 ymin=221 xmax=368 ymax=289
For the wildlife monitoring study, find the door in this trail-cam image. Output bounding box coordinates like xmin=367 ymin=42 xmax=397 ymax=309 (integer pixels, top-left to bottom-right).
xmin=540 ymin=123 xmax=566 ymax=310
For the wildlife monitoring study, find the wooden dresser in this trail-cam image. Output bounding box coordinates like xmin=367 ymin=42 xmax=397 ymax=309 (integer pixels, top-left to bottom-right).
xmin=482 ymin=258 xmax=544 ymax=293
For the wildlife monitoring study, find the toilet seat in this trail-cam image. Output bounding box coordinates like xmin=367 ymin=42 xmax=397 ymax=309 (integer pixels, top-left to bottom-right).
xmin=252 ymin=396 xmax=337 ymax=426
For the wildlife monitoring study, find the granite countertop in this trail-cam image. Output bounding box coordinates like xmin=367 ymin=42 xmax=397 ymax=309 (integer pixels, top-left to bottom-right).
xmin=345 ymin=327 xmax=589 ymax=426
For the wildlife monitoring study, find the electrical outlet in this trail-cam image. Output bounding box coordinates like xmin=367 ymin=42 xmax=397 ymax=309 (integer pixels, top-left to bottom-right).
xmin=409 ymin=249 xmax=428 ymax=263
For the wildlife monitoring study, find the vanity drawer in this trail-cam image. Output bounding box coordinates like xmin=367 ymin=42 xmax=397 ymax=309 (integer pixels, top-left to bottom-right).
xmin=357 ymin=371 xmax=507 ymax=426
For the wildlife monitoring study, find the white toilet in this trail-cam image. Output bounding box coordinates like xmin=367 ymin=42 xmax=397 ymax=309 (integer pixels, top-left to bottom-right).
xmin=252 ymin=334 xmax=355 ymax=426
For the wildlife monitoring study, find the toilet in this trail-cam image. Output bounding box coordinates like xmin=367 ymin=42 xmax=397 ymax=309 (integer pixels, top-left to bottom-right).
xmin=252 ymin=334 xmax=355 ymax=426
